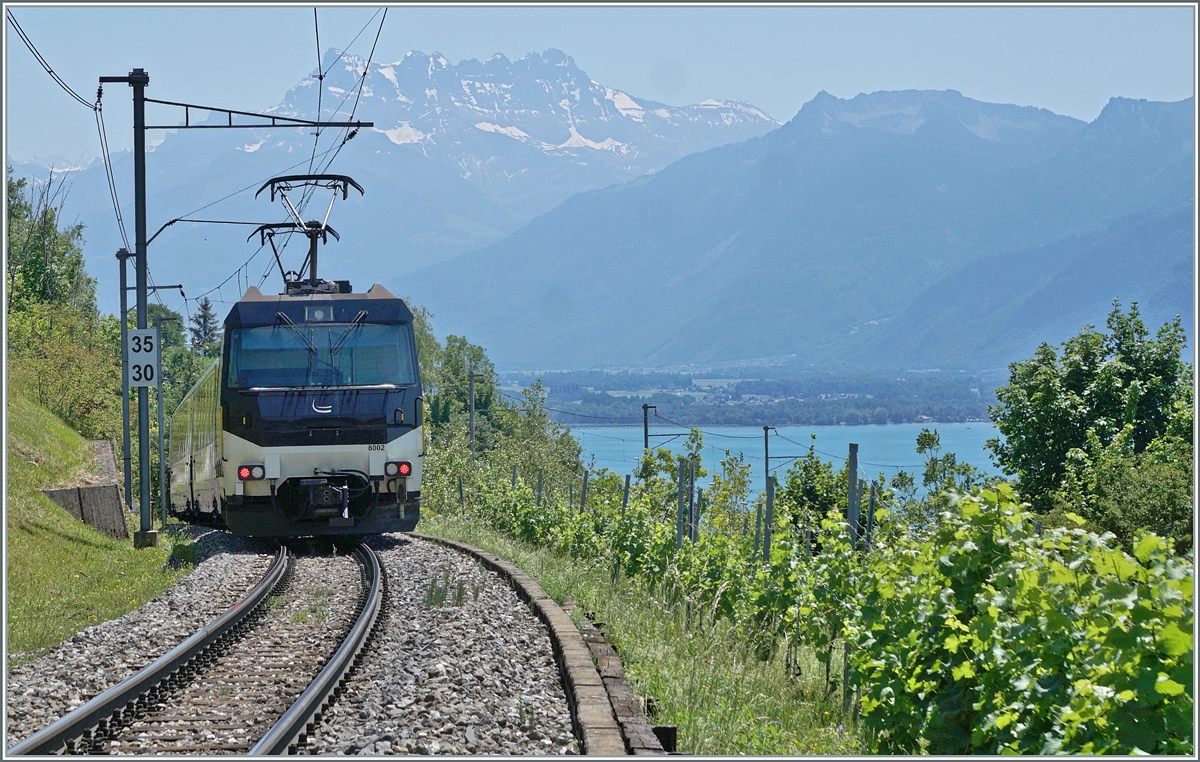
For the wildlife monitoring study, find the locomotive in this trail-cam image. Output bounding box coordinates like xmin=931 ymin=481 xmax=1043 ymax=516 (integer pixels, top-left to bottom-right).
xmin=168 ymin=175 xmax=424 ymax=536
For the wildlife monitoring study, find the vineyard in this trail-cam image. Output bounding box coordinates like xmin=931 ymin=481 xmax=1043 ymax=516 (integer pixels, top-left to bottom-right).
xmin=424 ymin=392 xmax=1194 ymax=755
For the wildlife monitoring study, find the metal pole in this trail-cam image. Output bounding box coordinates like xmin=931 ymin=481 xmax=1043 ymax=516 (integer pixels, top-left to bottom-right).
xmin=642 ymin=403 xmax=654 ymax=450
xmin=132 ymin=68 xmax=155 ymax=547
xmin=536 ymin=469 xmax=543 ymax=507
xmin=156 ymin=323 xmax=165 ymax=527
xmin=458 ymin=474 xmax=464 ymax=504
xmin=117 ymin=249 xmax=132 ymax=511
xmin=468 ymin=371 xmax=476 ymax=452
xmin=694 ymin=488 xmax=703 ymax=543
xmin=847 ymin=444 xmax=860 ymax=549
xmin=580 ymin=470 xmax=589 ymax=512
xmin=763 ymin=425 xmax=771 ymax=493
xmin=622 ymin=474 xmax=631 ymax=512
xmin=306 ymin=229 xmax=319 ymax=286
xmin=511 ymin=464 xmax=517 ymax=490
xmin=676 ymin=456 xmax=686 ymax=549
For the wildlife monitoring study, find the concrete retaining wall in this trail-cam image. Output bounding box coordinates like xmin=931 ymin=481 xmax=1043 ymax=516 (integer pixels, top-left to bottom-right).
xmin=42 ymin=485 xmax=128 ymax=540
xmin=40 ymin=440 xmax=129 ymax=540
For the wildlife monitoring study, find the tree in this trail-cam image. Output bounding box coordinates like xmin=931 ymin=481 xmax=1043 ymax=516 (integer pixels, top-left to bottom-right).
xmin=403 ymin=297 xmax=443 ymax=390
xmin=188 ymin=296 xmax=221 ymax=356
xmin=6 ymin=166 xmax=117 ymax=441
xmin=6 ymin=166 xmax=95 ymax=314
xmin=987 ymin=300 xmax=1189 ymax=511
xmin=148 ymin=303 xmax=185 ymax=349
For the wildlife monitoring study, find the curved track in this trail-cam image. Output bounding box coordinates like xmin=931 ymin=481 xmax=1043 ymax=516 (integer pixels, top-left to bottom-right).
xmin=7 ymin=543 xmax=385 ymax=756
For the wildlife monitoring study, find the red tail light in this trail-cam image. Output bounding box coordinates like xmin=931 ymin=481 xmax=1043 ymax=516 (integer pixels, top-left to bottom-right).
xmin=385 ymin=461 xmax=412 ymax=477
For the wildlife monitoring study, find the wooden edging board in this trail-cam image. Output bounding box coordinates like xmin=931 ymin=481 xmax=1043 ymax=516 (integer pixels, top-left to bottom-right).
xmin=411 ymin=533 xmax=628 ymax=756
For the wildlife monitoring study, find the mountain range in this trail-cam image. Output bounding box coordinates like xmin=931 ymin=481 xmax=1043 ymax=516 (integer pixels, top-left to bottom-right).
xmin=8 ymin=48 xmax=778 ymax=312
xmin=402 ymin=89 xmax=1194 ymax=372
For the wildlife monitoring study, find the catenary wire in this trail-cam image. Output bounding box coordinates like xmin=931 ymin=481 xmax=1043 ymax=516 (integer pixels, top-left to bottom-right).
xmin=6 ymin=10 xmax=95 ymax=109
xmin=94 ymin=102 xmax=130 ymax=250
xmin=496 ymin=390 xmax=642 ymax=422
xmin=294 ymin=8 xmax=384 ymax=215
xmin=304 ymin=7 xmax=325 ymax=181
xmin=7 ymin=11 xmax=134 ymax=253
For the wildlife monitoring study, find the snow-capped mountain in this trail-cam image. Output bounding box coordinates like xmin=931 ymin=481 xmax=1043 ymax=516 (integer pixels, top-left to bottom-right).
xmin=263 ymin=48 xmax=779 ymax=215
xmin=9 ymin=48 xmax=778 ymax=315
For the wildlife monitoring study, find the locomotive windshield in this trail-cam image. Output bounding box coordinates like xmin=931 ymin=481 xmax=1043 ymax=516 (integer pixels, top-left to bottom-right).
xmin=226 ymin=322 xmax=417 ymax=389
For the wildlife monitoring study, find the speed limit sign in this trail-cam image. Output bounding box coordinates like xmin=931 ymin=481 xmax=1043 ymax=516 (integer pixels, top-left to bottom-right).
xmin=127 ymin=328 xmax=160 ymax=387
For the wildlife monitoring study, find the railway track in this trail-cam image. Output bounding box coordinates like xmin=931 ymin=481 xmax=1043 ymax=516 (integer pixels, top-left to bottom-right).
xmin=9 ymin=533 xmax=643 ymax=756
xmin=7 ymin=543 xmax=385 ymax=756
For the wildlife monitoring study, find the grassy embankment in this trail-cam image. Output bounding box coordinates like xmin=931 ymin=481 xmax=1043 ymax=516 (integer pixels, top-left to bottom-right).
xmin=420 ymin=513 xmax=864 ymax=756
xmin=6 ymin=392 xmax=193 ymax=662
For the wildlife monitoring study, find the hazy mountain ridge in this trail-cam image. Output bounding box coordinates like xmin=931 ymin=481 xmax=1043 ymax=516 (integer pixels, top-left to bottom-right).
xmin=8 ymin=48 xmax=779 ymax=314
xmin=401 ymin=90 xmax=1193 ymax=372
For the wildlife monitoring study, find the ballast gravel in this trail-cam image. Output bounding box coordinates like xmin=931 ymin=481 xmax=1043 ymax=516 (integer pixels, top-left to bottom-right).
xmin=4 ymin=528 xmax=272 ymax=749
xmin=309 ymin=535 xmax=578 ymax=755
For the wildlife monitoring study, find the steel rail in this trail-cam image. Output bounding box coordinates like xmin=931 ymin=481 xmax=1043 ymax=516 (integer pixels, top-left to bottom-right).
xmin=249 ymin=542 xmax=384 ymax=755
xmin=7 ymin=546 xmax=290 ymax=756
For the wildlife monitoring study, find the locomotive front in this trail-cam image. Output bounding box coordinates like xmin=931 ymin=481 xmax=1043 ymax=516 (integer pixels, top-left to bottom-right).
xmin=217 ymin=283 xmax=424 ymax=536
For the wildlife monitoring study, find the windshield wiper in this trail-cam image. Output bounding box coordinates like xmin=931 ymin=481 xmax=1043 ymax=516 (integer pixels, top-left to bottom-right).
xmin=276 ymin=312 xmax=317 ymax=354
xmin=330 ymin=311 xmax=368 ymax=357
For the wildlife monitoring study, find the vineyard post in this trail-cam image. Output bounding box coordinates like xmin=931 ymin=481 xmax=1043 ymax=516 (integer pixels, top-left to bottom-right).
xmin=580 ymin=470 xmax=589 ymax=512
xmin=511 ymin=465 xmax=517 ymax=489
xmin=763 ymin=476 xmax=775 ymax=563
xmin=613 ymin=474 xmax=630 ymax=584
xmin=847 ymin=444 xmax=860 ymax=549
xmin=676 ymin=456 xmax=687 ymax=549
xmin=458 ymin=474 xmax=464 ymax=505
xmin=843 ymin=641 xmax=853 ymax=715
xmin=691 ymin=458 xmax=700 ymax=542
xmin=467 ymin=371 xmax=476 ymax=453
xmin=864 ymin=480 xmax=877 ymax=550
xmin=536 ymin=469 xmax=543 ymax=506
xmin=693 ymin=488 xmax=703 ymax=542
xmin=753 ymin=502 xmax=762 ymax=558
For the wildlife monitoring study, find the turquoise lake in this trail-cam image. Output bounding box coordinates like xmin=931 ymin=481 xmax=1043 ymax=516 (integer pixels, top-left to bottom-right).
xmin=567 ymin=422 xmax=1002 ymax=493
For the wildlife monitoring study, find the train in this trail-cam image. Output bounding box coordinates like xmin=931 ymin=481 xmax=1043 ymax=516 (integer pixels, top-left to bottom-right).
xmin=168 ymin=281 xmax=425 ymax=537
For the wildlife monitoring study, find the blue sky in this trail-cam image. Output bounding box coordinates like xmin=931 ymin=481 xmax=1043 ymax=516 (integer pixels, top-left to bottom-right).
xmin=4 ymin=4 xmax=1195 ymax=163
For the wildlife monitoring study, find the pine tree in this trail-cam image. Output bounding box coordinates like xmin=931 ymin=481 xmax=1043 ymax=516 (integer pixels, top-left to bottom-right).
xmin=188 ymin=296 xmax=220 ymax=356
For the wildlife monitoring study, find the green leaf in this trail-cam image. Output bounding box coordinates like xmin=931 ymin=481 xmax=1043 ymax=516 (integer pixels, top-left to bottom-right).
xmin=944 ymin=635 xmax=960 ymax=654
xmin=952 ymin=661 xmax=976 ymax=680
xmin=1158 ymin=623 xmax=1192 ymax=657
xmin=1100 ymin=549 xmax=1141 ymax=582
xmin=1064 ymin=512 xmax=1087 ymax=526
xmin=1154 ymin=676 xmax=1185 ymax=696
xmin=1133 ymin=534 xmax=1163 ymax=563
